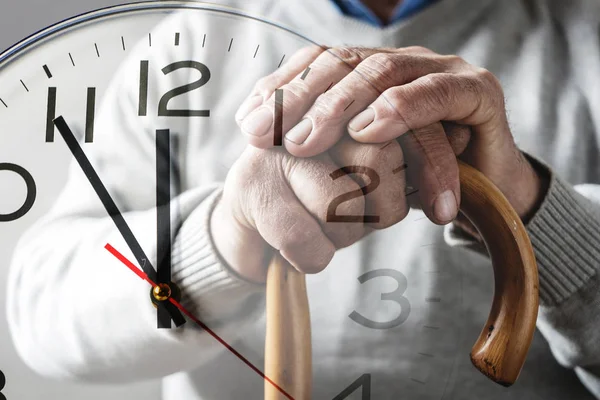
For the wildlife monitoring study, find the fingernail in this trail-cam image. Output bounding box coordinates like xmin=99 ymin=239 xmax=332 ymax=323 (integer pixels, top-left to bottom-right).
xmin=241 ymin=107 xmax=273 ymax=137
xmin=236 ymin=95 xmax=264 ymax=122
xmin=285 ymin=118 xmax=313 ymax=145
xmin=434 ymin=190 xmax=457 ymax=223
xmin=348 ymin=107 xmax=375 ymax=133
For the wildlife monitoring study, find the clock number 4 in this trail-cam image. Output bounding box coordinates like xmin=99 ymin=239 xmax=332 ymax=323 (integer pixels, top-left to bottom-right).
xmin=0 ymin=368 xmax=6 ymax=400
xmin=138 ymin=60 xmax=211 ymax=117
xmin=333 ymin=373 xmax=371 ymax=400
xmin=350 ymin=269 xmax=411 ymax=330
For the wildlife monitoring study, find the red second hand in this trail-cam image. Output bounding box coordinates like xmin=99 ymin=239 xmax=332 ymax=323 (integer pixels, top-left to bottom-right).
xmin=104 ymin=243 xmax=295 ymax=400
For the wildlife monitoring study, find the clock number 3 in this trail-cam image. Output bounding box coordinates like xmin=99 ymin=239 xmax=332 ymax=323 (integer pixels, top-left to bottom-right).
xmin=138 ymin=60 xmax=211 ymax=117
xmin=349 ymin=269 xmax=411 ymax=329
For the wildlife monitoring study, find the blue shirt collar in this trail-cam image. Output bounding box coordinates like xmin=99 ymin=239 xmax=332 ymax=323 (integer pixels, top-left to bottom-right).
xmin=332 ymin=0 xmax=439 ymax=27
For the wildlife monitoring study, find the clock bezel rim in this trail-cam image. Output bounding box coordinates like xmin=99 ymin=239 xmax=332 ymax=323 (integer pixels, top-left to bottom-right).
xmin=0 ymin=0 xmax=320 ymax=70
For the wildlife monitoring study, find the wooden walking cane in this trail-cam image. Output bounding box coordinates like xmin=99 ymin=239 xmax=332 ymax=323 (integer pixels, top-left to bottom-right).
xmin=264 ymin=159 xmax=539 ymax=399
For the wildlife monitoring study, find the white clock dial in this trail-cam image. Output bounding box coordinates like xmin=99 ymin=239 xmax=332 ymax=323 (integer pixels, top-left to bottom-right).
xmin=0 ymin=3 xmax=464 ymax=399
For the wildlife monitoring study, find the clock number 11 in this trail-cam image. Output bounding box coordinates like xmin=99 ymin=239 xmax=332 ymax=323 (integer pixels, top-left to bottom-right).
xmin=45 ymin=87 xmax=96 ymax=143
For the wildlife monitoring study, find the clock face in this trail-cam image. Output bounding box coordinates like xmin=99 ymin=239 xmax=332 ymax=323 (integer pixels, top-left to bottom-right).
xmin=0 ymin=2 xmax=467 ymax=399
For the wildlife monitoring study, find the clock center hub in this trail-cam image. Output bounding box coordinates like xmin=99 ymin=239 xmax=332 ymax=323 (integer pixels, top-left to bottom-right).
xmin=152 ymin=283 xmax=172 ymax=302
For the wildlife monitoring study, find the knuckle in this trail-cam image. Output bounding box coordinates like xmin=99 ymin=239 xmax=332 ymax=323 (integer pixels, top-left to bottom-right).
xmin=298 ymin=44 xmax=327 ymax=59
xmin=365 ymin=52 xmax=397 ymax=75
xmin=361 ymin=53 xmax=400 ymax=91
xmin=439 ymin=54 xmax=466 ymax=69
xmin=312 ymin=91 xmax=351 ymax=120
xmin=328 ymin=46 xmax=366 ymax=69
xmin=457 ymin=74 xmax=483 ymax=99
xmin=281 ymin=221 xmax=315 ymax=249
xmin=475 ymin=67 xmax=503 ymax=93
xmin=283 ymin=79 xmax=311 ymax=102
xmin=417 ymin=74 xmax=456 ymax=111
xmin=403 ymin=45 xmax=434 ymax=55
xmin=253 ymin=75 xmax=278 ymax=97
xmin=280 ymin=224 xmax=333 ymax=273
xmin=328 ymin=224 xmax=364 ymax=249
xmin=383 ymin=85 xmax=404 ymax=105
xmin=301 ymin=258 xmax=331 ymax=274
xmin=475 ymin=66 xmax=496 ymax=83
xmin=234 ymin=149 xmax=260 ymax=179
xmin=470 ymin=68 xmax=505 ymax=110
xmin=384 ymin=86 xmax=412 ymax=123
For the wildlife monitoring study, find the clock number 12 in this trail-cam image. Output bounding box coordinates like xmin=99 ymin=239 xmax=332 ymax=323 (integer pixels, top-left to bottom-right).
xmin=138 ymin=60 xmax=211 ymax=117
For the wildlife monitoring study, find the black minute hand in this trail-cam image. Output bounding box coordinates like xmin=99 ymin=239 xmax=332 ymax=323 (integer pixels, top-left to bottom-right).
xmin=53 ymin=116 xmax=185 ymax=327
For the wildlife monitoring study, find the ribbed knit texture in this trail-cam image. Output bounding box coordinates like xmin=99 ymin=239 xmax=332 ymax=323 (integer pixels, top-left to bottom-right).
xmin=526 ymin=163 xmax=600 ymax=305
xmin=172 ymin=189 xmax=264 ymax=320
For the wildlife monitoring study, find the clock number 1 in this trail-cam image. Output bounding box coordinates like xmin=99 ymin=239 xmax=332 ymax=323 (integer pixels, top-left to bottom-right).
xmin=274 ymin=88 xmax=283 ymax=146
xmin=138 ymin=60 xmax=211 ymax=117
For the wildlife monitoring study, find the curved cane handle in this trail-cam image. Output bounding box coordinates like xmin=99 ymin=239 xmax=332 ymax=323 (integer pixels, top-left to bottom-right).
xmin=265 ymin=159 xmax=539 ymax=399
xmin=458 ymin=160 xmax=539 ymax=385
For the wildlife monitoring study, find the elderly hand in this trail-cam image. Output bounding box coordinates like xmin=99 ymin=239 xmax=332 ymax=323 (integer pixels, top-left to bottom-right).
xmin=211 ymin=135 xmax=408 ymax=282
xmin=235 ymin=46 xmax=547 ymax=226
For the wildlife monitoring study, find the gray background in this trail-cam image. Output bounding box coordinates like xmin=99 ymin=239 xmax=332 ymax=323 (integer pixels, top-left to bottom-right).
xmin=1 ymin=2 xmax=160 ymax=399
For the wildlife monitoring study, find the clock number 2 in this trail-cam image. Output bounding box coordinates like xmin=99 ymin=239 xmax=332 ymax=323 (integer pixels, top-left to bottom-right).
xmin=326 ymin=164 xmax=411 ymax=223
xmin=138 ymin=60 xmax=211 ymax=117
xmin=349 ymin=269 xmax=411 ymax=330
xmin=327 ymin=166 xmax=380 ymax=223
xmin=0 ymin=163 xmax=37 ymax=222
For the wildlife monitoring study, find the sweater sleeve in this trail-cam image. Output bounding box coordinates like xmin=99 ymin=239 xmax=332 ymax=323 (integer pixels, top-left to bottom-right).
xmin=444 ymin=154 xmax=600 ymax=398
xmin=7 ymin=183 xmax=265 ymax=383
xmin=5 ymin=22 xmax=266 ymax=382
